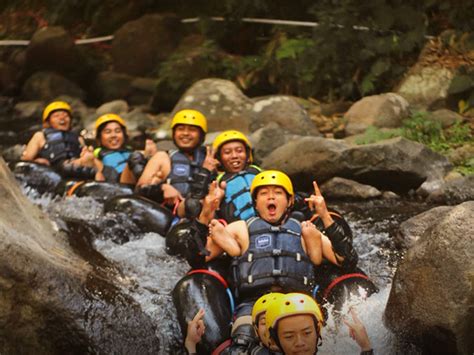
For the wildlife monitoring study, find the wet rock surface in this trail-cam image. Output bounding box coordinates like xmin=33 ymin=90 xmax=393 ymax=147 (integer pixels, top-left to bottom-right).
xmin=0 ymin=158 xmax=160 ymax=354
xmin=385 ymin=201 xmax=474 ymax=355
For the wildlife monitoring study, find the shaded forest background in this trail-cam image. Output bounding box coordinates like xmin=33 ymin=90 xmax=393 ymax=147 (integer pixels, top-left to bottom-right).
xmin=1 ymin=0 xmax=473 ymax=107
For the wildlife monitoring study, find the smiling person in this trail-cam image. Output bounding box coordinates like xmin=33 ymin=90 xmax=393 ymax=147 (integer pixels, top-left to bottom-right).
xmin=93 ymin=113 xmax=157 ymax=184
xmin=205 ymin=170 xmax=342 ymax=353
xmin=212 ymin=130 xmax=261 ymax=222
xmin=22 ymin=101 xmax=95 ymax=171
xmin=137 ymin=109 xmax=218 ymax=216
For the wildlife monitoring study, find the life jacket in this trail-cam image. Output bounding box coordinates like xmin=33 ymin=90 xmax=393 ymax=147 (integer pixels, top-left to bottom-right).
xmin=217 ymin=165 xmax=261 ymax=222
xmin=232 ymin=217 xmax=315 ymax=299
xmin=38 ymin=128 xmax=82 ymax=166
xmin=167 ymin=146 xmax=206 ymax=197
xmin=94 ymin=147 xmax=131 ymax=174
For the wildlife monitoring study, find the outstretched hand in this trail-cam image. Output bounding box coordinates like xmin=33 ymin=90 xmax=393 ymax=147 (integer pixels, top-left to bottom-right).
xmin=305 ymin=180 xmax=333 ymax=227
xmin=185 ymin=308 xmax=206 ymax=353
xmin=202 ymin=145 xmax=220 ymax=172
xmin=343 ymin=308 xmax=372 ymax=352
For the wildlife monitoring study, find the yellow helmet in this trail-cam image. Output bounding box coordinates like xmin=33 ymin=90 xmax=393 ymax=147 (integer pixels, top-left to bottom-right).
xmin=42 ymin=101 xmax=72 ymax=122
xmin=95 ymin=113 xmax=127 ymax=131
xmin=266 ymin=293 xmax=324 ymax=341
xmin=252 ymin=292 xmax=284 ymax=325
xmin=171 ymin=109 xmax=208 ymax=133
xmin=250 ymin=170 xmax=294 ymax=197
xmin=212 ymin=130 xmax=253 ymax=163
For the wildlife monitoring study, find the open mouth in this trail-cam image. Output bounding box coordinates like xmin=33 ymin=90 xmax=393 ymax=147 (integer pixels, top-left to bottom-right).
xmin=267 ymin=203 xmax=276 ymax=214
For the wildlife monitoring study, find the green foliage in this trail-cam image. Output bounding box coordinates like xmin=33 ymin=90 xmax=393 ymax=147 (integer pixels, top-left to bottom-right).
xmin=355 ymin=126 xmax=402 ymax=145
xmin=357 ymin=112 xmax=473 ymax=174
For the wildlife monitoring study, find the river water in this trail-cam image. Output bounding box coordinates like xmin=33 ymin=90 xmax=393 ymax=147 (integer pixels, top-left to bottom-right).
xmin=23 ymin=187 xmax=431 ymax=354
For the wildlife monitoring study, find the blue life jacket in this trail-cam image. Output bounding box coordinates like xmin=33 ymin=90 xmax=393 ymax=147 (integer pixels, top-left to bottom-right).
xmin=217 ymin=165 xmax=261 ymax=222
xmin=233 ymin=216 xmax=315 ymax=299
xmin=167 ymin=146 xmax=206 ymax=197
xmin=39 ymin=128 xmax=82 ymax=166
xmin=96 ymin=148 xmax=131 ymax=174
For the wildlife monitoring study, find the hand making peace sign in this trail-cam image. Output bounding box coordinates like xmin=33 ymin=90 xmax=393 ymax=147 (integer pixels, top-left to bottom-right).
xmin=202 ymin=145 xmax=220 ymax=172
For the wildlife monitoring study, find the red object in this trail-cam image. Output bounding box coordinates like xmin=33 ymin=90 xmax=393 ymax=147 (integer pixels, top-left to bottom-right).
xmin=187 ymin=269 xmax=229 ymax=289
xmin=323 ymin=273 xmax=369 ymax=299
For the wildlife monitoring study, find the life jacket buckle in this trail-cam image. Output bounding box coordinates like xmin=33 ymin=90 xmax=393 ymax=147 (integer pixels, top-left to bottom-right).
xmin=272 ymin=249 xmax=282 ymax=256
xmin=296 ymin=253 xmax=301 ymax=261
xmin=272 ymin=269 xmax=282 ymax=276
xmin=248 ymin=253 xmax=253 ymax=262
xmin=248 ymin=275 xmax=253 ymax=284
xmin=269 ymin=226 xmax=281 ymax=232
xmin=304 ymin=276 xmax=308 ymax=285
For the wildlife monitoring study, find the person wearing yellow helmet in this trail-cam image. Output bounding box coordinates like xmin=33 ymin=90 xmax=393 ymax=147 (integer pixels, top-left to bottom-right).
xmin=251 ymin=292 xmax=284 ymax=353
xmin=137 ymin=109 xmax=218 ymax=216
xmin=201 ymin=170 xmax=345 ymax=353
xmin=22 ymin=101 xmax=95 ymax=172
xmin=266 ymin=293 xmax=372 ymax=355
xmin=212 ymin=130 xmax=262 ymax=222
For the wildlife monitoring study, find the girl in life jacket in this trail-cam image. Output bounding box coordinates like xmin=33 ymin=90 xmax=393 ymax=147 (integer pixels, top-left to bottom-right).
xmin=213 ymin=130 xmax=262 ymax=223
xmin=94 ymin=113 xmax=157 ymax=184
xmin=137 ymin=109 xmax=219 ymax=217
xmin=22 ymin=101 xmax=95 ymax=173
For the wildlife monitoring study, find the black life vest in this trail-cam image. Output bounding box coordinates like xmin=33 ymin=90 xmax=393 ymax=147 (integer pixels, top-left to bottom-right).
xmin=217 ymin=165 xmax=261 ymax=222
xmin=233 ymin=217 xmax=315 ymax=299
xmin=38 ymin=128 xmax=82 ymax=166
xmin=167 ymin=146 xmax=206 ymax=197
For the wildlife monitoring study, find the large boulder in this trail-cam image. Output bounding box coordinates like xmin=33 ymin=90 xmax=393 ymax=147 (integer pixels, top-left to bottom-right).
xmin=261 ymin=136 xmax=349 ymax=190
xmin=0 ymin=62 xmax=19 ymax=95
xmin=342 ymin=137 xmax=452 ymax=193
xmin=173 ymin=78 xmax=254 ymax=133
xmin=24 ymin=26 xmax=91 ymax=84
xmin=344 ymin=93 xmax=410 ymax=136
xmin=385 ymin=202 xmax=474 ymax=354
xmin=251 ymin=95 xmax=320 ymax=136
xmin=249 ymin=122 xmax=300 ymax=162
xmin=262 ymin=136 xmax=452 ymax=193
xmin=112 ymin=14 xmax=183 ymax=76
xmin=0 ymin=158 xmax=160 ymax=353
xmin=22 ymin=71 xmax=85 ymax=101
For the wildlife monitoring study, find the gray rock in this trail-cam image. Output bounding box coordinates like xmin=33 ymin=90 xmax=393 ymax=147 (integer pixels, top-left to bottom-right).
xmin=263 ymin=136 xmax=452 ymax=193
xmin=262 ymin=136 xmax=349 ymax=190
xmin=13 ymin=101 xmax=44 ymax=121
xmin=395 ymin=205 xmax=454 ymax=249
xmin=96 ymin=100 xmax=130 ymax=116
xmin=0 ymin=62 xmax=19 ymax=95
xmin=249 ymin=122 xmax=300 ymax=162
xmin=22 ymin=71 xmax=85 ymax=101
xmin=112 ymin=14 xmax=183 ymax=76
xmin=320 ymin=177 xmax=382 ymax=200
xmin=385 ymin=202 xmax=474 ymax=354
xmin=251 ymin=95 xmax=320 ymax=136
xmin=173 ymin=78 xmax=253 ymax=133
xmin=344 ymin=93 xmax=410 ymax=135
xmin=0 ymin=157 xmax=160 ymax=353
xmin=0 ymin=144 xmax=23 ymax=161
xmin=426 ymin=175 xmax=474 ymax=205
